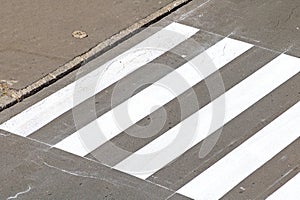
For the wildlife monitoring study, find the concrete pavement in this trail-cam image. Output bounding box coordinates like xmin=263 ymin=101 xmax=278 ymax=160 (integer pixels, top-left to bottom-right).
xmin=0 ymin=0 xmax=189 ymax=109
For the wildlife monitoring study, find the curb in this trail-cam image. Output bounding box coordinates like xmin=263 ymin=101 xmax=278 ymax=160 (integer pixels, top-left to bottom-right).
xmin=0 ymin=0 xmax=192 ymax=111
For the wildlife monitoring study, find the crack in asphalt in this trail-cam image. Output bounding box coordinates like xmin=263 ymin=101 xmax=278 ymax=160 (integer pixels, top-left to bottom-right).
xmin=6 ymin=186 xmax=32 ymax=200
xmin=284 ymin=6 xmax=299 ymax=23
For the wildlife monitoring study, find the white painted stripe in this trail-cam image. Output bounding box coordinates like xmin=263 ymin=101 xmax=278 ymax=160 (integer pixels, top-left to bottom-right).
xmin=267 ymin=173 xmax=300 ymax=200
xmin=54 ymin=38 xmax=253 ymax=157
xmin=178 ymin=101 xmax=300 ymax=200
xmin=114 ymin=54 xmax=300 ymax=180
xmin=0 ymin=23 xmax=199 ymax=137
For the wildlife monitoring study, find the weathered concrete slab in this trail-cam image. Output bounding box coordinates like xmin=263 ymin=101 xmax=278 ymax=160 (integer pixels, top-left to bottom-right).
xmin=0 ymin=0 xmax=184 ymax=90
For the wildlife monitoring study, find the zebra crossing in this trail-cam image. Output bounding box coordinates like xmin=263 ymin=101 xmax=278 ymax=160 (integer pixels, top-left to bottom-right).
xmin=1 ymin=22 xmax=300 ymax=199
xmin=54 ymin=37 xmax=253 ymax=157
xmin=0 ymin=22 xmax=199 ymax=137
xmin=177 ymin=101 xmax=300 ymax=199
xmin=113 ymin=54 xmax=300 ymax=180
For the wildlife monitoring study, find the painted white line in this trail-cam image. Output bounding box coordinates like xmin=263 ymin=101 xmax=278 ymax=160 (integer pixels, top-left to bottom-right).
xmin=267 ymin=173 xmax=300 ymax=200
xmin=177 ymin=101 xmax=300 ymax=200
xmin=114 ymin=54 xmax=300 ymax=180
xmin=0 ymin=22 xmax=199 ymax=137
xmin=54 ymin=38 xmax=253 ymax=157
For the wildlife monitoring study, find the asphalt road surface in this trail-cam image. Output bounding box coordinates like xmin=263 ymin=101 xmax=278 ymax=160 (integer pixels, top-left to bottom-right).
xmin=1 ymin=0 xmax=300 ymax=199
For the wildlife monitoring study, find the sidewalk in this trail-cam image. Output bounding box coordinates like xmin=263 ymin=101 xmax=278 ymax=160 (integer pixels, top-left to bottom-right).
xmin=0 ymin=0 xmax=189 ymax=109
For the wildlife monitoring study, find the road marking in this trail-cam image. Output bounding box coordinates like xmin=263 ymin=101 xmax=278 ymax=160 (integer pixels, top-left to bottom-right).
xmin=114 ymin=54 xmax=300 ymax=180
xmin=0 ymin=22 xmax=199 ymax=137
xmin=53 ymin=37 xmax=253 ymax=157
xmin=266 ymin=173 xmax=300 ymax=200
xmin=177 ymin=101 xmax=300 ymax=200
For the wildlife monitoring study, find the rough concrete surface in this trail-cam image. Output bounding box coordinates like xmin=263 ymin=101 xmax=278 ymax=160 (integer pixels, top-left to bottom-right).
xmin=0 ymin=0 xmax=174 ymax=89
xmin=0 ymin=0 xmax=190 ymax=110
